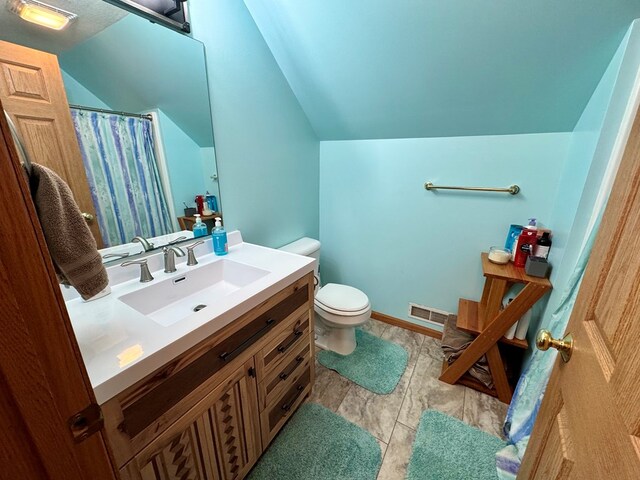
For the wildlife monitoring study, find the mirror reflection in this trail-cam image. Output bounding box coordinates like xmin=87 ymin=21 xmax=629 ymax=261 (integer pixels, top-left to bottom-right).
xmin=0 ymin=1 xmax=221 ymax=263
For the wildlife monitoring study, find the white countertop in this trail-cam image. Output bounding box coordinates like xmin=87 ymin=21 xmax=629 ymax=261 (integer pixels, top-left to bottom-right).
xmin=65 ymin=232 xmax=315 ymax=404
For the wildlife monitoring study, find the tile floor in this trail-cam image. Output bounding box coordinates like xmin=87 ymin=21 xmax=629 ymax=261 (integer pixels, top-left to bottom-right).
xmin=307 ymin=319 xmax=508 ymax=480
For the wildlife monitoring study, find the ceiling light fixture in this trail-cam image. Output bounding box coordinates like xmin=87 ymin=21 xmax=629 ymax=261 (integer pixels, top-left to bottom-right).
xmin=9 ymin=0 xmax=77 ymax=31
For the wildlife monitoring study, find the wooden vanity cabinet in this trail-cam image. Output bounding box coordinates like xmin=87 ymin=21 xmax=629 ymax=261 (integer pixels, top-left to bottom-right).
xmin=110 ymin=272 xmax=315 ymax=480
xmin=121 ymin=359 xmax=260 ymax=480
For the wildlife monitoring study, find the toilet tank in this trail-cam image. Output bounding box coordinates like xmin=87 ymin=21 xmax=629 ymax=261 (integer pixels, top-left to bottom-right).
xmin=279 ymin=237 xmax=321 ymax=277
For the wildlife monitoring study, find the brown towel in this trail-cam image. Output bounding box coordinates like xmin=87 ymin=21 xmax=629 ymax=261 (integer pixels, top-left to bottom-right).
xmin=441 ymin=315 xmax=494 ymax=389
xmin=31 ymin=163 xmax=108 ymax=300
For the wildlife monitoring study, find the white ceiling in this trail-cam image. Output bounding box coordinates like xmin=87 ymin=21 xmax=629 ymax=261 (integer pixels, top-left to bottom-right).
xmin=0 ymin=0 xmax=127 ymax=54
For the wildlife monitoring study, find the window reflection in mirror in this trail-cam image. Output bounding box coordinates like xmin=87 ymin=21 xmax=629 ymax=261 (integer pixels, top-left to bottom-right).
xmin=0 ymin=1 xmax=220 ymax=264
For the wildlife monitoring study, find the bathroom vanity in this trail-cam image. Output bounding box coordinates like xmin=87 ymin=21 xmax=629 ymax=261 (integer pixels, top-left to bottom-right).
xmin=65 ymin=235 xmax=316 ymax=480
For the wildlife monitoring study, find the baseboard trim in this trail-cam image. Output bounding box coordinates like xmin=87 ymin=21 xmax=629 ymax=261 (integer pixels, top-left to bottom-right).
xmin=371 ymin=311 xmax=442 ymax=340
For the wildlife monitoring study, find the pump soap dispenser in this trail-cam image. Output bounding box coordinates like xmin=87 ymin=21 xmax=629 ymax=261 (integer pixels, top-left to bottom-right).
xmin=212 ymin=217 xmax=228 ymax=256
xmin=192 ymin=214 xmax=208 ymax=238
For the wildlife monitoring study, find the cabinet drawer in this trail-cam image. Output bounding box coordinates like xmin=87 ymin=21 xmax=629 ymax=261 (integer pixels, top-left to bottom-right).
xmin=258 ymin=340 xmax=311 ymax=411
xmin=258 ymin=313 xmax=310 ymax=378
xmin=260 ymin=367 xmax=311 ymax=447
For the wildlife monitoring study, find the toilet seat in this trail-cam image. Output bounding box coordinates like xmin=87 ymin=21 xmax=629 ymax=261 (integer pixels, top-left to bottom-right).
xmin=315 ymin=283 xmax=370 ymax=316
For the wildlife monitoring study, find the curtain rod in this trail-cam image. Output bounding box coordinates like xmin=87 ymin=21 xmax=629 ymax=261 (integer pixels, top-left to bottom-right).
xmin=69 ymin=104 xmax=153 ymax=121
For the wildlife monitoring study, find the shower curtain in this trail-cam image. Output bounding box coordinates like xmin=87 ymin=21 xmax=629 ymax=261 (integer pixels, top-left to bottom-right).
xmin=71 ymin=109 xmax=173 ymax=247
xmin=495 ymin=218 xmax=600 ymax=479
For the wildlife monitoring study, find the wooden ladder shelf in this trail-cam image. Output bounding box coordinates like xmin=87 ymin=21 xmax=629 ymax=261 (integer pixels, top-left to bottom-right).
xmin=439 ymin=253 xmax=552 ymax=403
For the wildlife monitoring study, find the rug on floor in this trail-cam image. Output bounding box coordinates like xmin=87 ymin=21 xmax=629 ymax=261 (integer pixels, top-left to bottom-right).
xmin=317 ymin=329 xmax=408 ymax=394
xmin=248 ymin=402 xmax=381 ymax=480
xmin=407 ymin=410 xmax=507 ymax=480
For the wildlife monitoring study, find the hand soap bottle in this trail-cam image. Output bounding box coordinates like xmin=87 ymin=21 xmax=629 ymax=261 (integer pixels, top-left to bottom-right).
xmin=192 ymin=214 xmax=208 ymax=238
xmin=212 ymin=217 xmax=228 ymax=256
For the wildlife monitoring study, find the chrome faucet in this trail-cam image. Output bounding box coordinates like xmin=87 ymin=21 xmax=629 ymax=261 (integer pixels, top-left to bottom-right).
xmin=163 ymin=245 xmax=185 ymax=273
xmin=131 ymin=236 xmax=155 ymax=252
xmin=121 ymin=259 xmax=154 ymax=283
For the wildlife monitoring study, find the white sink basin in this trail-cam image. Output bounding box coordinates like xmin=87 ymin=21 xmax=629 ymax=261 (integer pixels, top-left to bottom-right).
xmin=119 ymin=259 xmax=270 ymax=326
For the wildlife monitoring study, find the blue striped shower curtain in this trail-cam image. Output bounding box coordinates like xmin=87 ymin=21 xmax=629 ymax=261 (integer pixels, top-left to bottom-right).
xmin=71 ymin=109 xmax=172 ymax=247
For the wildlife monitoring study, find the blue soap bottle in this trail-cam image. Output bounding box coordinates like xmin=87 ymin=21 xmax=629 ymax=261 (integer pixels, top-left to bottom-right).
xmin=212 ymin=217 xmax=228 ymax=256
xmin=192 ymin=214 xmax=208 ymax=238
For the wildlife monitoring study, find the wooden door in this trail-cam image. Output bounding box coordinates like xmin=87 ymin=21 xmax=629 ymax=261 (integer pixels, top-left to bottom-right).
xmin=123 ymin=359 xmax=261 ymax=480
xmin=519 ymin=100 xmax=640 ymax=477
xmin=0 ymin=40 xmax=103 ymax=247
xmin=0 ymin=101 xmax=117 ymax=477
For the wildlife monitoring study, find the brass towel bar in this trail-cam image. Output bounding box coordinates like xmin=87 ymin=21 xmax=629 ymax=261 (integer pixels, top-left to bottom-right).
xmin=424 ymin=182 xmax=520 ymax=195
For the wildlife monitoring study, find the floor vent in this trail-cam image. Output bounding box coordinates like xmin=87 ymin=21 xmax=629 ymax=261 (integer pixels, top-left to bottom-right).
xmin=408 ymin=303 xmax=450 ymax=328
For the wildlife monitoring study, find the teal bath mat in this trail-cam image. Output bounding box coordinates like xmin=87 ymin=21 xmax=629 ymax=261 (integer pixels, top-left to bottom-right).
xmin=248 ymin=403 xmax=381 ymax=480
xmin=407 ymin=410 xmax=507 ymax=480
xmin=317 ymin=329 xmax=408 ymax=394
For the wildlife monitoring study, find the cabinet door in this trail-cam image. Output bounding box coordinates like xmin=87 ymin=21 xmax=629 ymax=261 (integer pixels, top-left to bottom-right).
xmin=129 ymin=359 xmax=261 ymax=480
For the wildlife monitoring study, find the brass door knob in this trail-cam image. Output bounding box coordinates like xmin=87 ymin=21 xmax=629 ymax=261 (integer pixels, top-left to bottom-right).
xmin=82 ymin=212 xmax=94 ymax=224
xmin=536 ymin=329 xmax=574 ymax=363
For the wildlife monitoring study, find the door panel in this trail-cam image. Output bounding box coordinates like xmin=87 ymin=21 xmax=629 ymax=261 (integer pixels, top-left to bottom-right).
xmin=520 ymin=92 xmax=640 ymax=478
xmin=0 ymin=40 xmax=102 ymax=247
xmin=0 ymin=98 xmax=116 ymax=478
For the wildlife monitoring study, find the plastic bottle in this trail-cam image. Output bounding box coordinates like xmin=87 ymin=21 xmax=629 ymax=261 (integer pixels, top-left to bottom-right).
xmin=514 ymin=219 xmax=538 ymax=268
xmin=534 ymin=231 xmax=552 ymax=259
xmin=212 ymin=217 xmax=228 ymax=256
xmin=192 ymin=214 xmax=208 ymax=238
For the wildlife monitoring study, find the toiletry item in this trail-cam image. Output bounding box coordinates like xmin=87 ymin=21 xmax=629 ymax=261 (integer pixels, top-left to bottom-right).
xmin=525 ymin=255 xmax=550 ymax=278
xmin=504 ymin=320 xmax=519 ymax=340
xmin=514 ymin=221 xmax=538 ymax=267
xmin=488 ymin=246 xmax=511 ymax=264
xmin=526 ymin=218 xmax=538 ymax=232
xmin=183 ymin=202 xmax=197 ymax=217
xmin=212 ymin=217 xmax=228 ymax=256
xmin=192 ymin=214 xmax=208 ymax=238
xmin=502 ymin=291 xmax=519 ymax=340
xmin=202 ymin=208 xmax=213 ymax=216
xmin=195 ymin=194 xmax=205 ymax=215
xmin=534 ymin=231 xmax=552 ymax=259
xmin=515 ymin=309 xmax=532 ymax=340
xmin=206 ymin=193 xmax=218 ymax=213
xmin=505 ymin=224 xmax=523 ymax=260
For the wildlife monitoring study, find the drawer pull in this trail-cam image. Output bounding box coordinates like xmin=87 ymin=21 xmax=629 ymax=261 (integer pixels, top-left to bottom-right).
xmin=281 ymin=385 xmax=305 ymax=412
xmin=279 ymin=356 xmax=304 ymax=381
xmin=277 ymin=329 xmax=303 ymax=354
xmin=219 ymin=318 xmax=275 ymax=362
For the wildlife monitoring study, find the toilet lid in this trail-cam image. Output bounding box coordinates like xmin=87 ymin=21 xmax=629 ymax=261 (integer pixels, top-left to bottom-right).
xmin=315 ymin=283 xmax=369 ymax=313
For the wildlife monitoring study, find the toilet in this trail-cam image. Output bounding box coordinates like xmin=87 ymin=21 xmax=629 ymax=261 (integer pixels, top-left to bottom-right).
xmin=279 ymin=237 xmax=371 ymax=355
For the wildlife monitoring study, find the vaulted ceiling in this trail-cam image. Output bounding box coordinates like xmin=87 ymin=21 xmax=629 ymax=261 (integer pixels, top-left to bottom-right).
xmin=244 ymin=0 xmax=640 ymax=140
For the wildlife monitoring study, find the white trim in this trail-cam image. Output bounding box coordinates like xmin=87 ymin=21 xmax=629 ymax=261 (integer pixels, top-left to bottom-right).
xmin=146 ymin=110 xmax=179 ymax=231
xmin=582 ymin=44 xmax=640 ymax=249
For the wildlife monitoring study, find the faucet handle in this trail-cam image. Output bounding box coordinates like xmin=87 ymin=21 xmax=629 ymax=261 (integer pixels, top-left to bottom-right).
xmin=168 ymin=235 xmax=187 ymax=245
xmin=121 ymin=259 xmax=154 ymax=283
xmin=186 ymin=240 xmax=205 ymax=266
xmin=102 ymin=252 xmax=130 ymax=260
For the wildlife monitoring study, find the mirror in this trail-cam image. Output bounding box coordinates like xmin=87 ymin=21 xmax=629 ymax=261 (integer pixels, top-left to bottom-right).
xmin=0 ymin=0 xmax=220 ymax=263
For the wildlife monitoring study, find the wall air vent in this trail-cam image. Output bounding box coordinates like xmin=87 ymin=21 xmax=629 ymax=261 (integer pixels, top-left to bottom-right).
xmin=408 ymin=303 xmax=450 ymax=328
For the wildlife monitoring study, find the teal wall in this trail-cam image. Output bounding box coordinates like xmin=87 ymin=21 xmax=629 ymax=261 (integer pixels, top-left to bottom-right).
xmin=61 ymin=70 xmax=110 ymax=109
xmin=245 ymin=1 xmax=640 ymax=140
xmin=531 ymin=20 xmax=640 ymax=349
xmin=189 ymin=0 xmax=320 ymax=247
xmin=154 ymin=109 xmax=210 ymax=219
xmin=319 ymin=133 xmax=572 ymax=324
xmin=59 ymin=14 xmax=213 ymax=147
